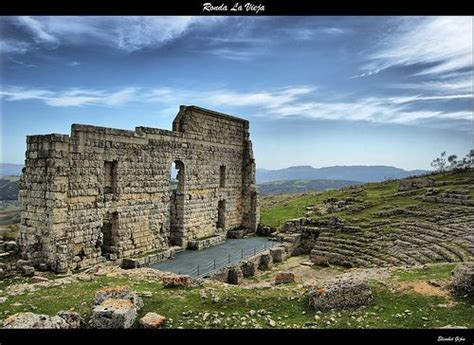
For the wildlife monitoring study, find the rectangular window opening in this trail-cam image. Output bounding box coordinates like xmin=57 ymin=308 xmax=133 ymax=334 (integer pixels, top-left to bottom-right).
xmin=219 ymin=165 xmax=226 ymax=188
xmin=104 ymin=160 xmax=117 ymax=193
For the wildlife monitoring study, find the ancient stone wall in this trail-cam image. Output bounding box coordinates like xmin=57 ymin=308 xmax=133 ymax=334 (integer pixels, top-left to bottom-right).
xmin=18 ymin=105 xmax=259 ymax=273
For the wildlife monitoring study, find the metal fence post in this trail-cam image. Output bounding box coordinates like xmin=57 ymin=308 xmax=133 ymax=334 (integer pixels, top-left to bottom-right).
xmin=241 ymin=248 xmax=244 ymax=259
xmin=254 ymin=247 xmax=256 ymax=255
xmin=213 ymin=258 xmax=216 ymax=269
xmin=228 ymin=253 xmax=231 ymax=263
xmin=197 ymin=265 xmax=200 ymax=276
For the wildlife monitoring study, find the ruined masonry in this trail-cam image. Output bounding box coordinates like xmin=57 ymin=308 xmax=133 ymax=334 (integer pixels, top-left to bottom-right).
xmin=18 ymin=105 xmax=259 ymax=273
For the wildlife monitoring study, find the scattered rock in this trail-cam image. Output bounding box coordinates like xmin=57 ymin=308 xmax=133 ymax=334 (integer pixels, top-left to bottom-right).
xmin=241 ymin=260 xmax=258 ymax=277
xmin=308 ymin=277 xmax=373 ymax=311
xmin=0 ymin=297 xmax=7 ymax=304
xmin=91 ymin=299 xmax=137 ymax=329
xmin=139 ymin=312 xmax=167 ymax=329
xmin=312 ymin=255 xmax=330 ymax=267
xmin=227 ymin=266 xmax=243 ymax=285
xmin=300 ymin=261 xmax=314 ymax=267
xmin=269 ymin=247 xmax=286 ymax=263
xmin=94 ymin=286 xmax=143 ymax=310
xmin=449 ymin=262 xmax=474 ymax=299
xmin=161 ymin=275 xmax=192 ymax=288
xmin=21 ymin=265 xmax=35 ymax=277
xmin=3 ymin=311 xmax=81 ymax=329
xmin=274 ymin=272 xmax=295 ymax=285
xmin=258 ymin=252 xmax=273 ymax=271
xmin=30 ymin=276 xmax=50 ymax=283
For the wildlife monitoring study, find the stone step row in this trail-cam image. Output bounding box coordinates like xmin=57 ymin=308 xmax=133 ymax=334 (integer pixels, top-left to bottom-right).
xmin=312 ymin=242 xmax=393 ymax=266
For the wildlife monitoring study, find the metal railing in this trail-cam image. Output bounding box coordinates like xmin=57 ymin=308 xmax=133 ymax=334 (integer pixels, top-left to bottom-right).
xmin=175 ymin=240 xmax=278 ymax=278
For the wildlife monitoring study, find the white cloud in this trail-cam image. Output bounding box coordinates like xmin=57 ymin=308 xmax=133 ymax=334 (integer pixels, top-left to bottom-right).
xmin=388 ymin=76 xmax=473 ymax=94
xmin=8 ymin=16 xmax=226 ymax=53
xmin=359 ymin=17 xmax=472 ymax=77
xmin=16 ymin=16 xmax=59 ymax=46
xmin=1 ymin=86 xmax=138 ymax=107
xmin=0 ymin=39 xmax=32 ymax=54
xmin=1 ymin=84 xmax=471 ymax=130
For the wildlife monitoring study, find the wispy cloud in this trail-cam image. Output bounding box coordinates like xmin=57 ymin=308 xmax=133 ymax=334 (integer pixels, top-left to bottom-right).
xmin=357 ymin=17 xmax=472 ymax=77
xmin=1 ymin=86 xmax=138 ymax=107
xmin=2 ymin=84 xmax=471 ymax=130
xmin=7 ymin=56 xmax=36 ymax=68
xmin=6 ymin=16 xmax=226 ymax=54
xmin=0 ymin=39 xmax=32 ymax=54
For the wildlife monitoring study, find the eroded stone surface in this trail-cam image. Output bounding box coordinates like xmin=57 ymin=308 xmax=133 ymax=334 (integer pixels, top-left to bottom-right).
xmin=3 ymin=311 xmax=82 ymax=329
xmin=18 ymin=105 xmax=259 ymax=273
xmin=91 ymin=299 xmax=137 ymax=329
xmin=308 ymin=277 xmax=373 ymax=311
xmin=450 ymin=262 xmax=474 ymax=299
xmin=139 ymin=312 xmax=167 ymax=329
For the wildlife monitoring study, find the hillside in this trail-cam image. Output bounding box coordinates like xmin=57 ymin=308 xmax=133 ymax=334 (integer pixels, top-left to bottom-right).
xmin=257 ymin=179 xmax=362 ymax=196
xmin=256 ymin=165 xmax=429 ymax=183
xmin=260 ymin=168 xmax=473 ymax=267
xmin=0 ymin=177 xmax=20 ymax=201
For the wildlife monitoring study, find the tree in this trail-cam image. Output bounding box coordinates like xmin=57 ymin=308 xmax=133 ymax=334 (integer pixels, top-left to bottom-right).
xmin=431 ymin=151 xmax=447 ymax=172
xmin=447 ymin=154 xmax=458 ymax=170
xmin=431 ymin=151 xmax=474 ymax=172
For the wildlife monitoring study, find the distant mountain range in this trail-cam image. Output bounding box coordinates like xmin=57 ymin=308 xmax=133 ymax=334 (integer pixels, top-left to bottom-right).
xmin=0 ymin=163 xmax=23 ymax=177
xmin=1 ymin=163 xmax=429 ymax=185
xmin=257 ymin=179 xmax=362 ymax=196
xmin=256 ymin=165 xmax=429 ymax=183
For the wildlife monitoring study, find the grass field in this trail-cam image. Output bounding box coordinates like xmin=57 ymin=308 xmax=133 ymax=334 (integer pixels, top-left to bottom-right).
xmin=0 ymin=263 xmax=471 ymax=329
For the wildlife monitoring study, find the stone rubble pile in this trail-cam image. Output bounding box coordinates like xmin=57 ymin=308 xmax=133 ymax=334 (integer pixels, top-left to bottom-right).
xmin=308 ymin=277 xmax=373 ymax=311
xmin=91 ymin=286 xmax=144 ymax=329
xmin=3 ymin=311 xmax=82 ymax=329
xmin=449 ymin=262 xmax=474 ymax=299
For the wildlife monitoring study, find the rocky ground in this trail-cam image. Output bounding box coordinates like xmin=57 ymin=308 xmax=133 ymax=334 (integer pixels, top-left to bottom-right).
xmin=0 ymin=255 xmax=472 ymax=329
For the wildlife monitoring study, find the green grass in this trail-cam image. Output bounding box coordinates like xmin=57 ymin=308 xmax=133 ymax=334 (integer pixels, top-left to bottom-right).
xmin=260 ymin=169 xmax=474 ymax=228
xmin=0 ymin=267 xmax=472 ymax=328
xmin=393 ymin=263 xmax=457 ymax=282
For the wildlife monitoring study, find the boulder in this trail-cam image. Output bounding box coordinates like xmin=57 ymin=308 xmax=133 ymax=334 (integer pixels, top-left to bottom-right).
xmin=449 ymin=262 xmax=474 ymax=299
xmin=241 ymin=260 xmax=258 ymax=277
xmin=139 ymin=312 xmax=167 ymax=329
xmin=311 ymin=255 xmax=330 ymax=267
xmin=91 ymin=299 xmax=137 ymax=329
xmin=21 ymin=265 xmax=35 ymax=277
xmin=56 ymin=311 xmax=83 ymax=328
xmin=256 ymin=225 xmax=276 ymax=237
xmin=269 ymin=246 xmax=286 ymax=263
xmin=227 ymin=229 xmax=245 ymax=239
xmin=5 ymin=241 xmax=17 ymax=252
xmin=227 ymin=266 xmax=243 ymax=285
xmin=3 ymin=311 xmax=82 ymax=329
xmin=161 ymin=275 xmax=192 ymax=288
xmin=274 ymin=272 xmax=295 ymax=285
xmin=308 ymin=277 xmax=373 ymax=311
xmin=94 ymin=286 xmax=143 ymax=310
xmin=258 ymin=252 xmax=273 ymax=271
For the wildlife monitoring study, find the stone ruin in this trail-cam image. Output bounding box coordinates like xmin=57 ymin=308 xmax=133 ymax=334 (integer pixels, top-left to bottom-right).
xmin=18 ymin=105 xmax=259 ymax=273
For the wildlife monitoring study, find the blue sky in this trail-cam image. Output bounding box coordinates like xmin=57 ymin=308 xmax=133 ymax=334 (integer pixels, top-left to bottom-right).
xmin=0 ymin=16 xmax=472 ymax=170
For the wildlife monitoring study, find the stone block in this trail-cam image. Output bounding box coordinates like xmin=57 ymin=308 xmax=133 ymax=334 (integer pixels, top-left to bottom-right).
xmin=139 ymin=312 xmax=167 ymax=329
xmin=91 ymin=299 xmax=137 ymax=329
